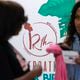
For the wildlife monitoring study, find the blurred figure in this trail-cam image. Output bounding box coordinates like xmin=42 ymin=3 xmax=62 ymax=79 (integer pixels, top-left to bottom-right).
xmin=0 ymin=1 xmax=42 ymax=80
xmin=59 ymin=1 xmax=80 ymax=80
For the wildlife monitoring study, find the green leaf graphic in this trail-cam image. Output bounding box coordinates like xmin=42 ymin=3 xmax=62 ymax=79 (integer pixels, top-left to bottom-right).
xmin=38 ymin=0 xmax=75 ymax=38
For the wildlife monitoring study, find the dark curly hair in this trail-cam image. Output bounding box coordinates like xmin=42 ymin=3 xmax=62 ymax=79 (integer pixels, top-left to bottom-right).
xmin=64 ymin=1 xmax=80 ymax=45
xmin=0 ymin=1 xmax=28 ymax=41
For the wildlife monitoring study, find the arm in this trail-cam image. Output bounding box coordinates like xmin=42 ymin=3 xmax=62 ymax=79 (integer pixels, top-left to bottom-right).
xmin=58 ymin=43 xmax=71 ymax=50
xmin=14 ymin=65 xmax=42 ymax=80
xmin=0 ymin=49 xmax=42 ymax=80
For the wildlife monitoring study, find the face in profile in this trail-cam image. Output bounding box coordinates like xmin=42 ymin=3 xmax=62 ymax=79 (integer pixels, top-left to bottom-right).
xmin=74 ymin=7 xmax=80 ymax=34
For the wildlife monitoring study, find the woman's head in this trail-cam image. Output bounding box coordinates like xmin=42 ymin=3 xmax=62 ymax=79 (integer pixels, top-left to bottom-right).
xmin=67 ymin=1 xmax=80 ymax=37
xmin=0 ymin=1 xmax=28 ymax=41
xmin=65 ymin=1 xmax=80 ymax=45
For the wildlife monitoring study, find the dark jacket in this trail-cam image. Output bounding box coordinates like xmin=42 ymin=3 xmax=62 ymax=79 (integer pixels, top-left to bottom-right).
xmin=0 ymin=40 xmax=29 ymax=80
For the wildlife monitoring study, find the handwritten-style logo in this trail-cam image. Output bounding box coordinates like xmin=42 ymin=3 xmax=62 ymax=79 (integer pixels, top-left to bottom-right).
xmin=23 ymin=22 xmax=57 ymax=57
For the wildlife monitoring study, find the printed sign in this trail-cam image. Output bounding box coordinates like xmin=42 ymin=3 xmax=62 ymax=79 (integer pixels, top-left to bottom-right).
xmin=10 ymin=0 xmax=76 ymax=80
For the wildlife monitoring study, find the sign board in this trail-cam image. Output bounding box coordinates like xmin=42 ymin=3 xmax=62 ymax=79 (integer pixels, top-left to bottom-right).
xmin=10 ymin=0 xmax=76 ymax=79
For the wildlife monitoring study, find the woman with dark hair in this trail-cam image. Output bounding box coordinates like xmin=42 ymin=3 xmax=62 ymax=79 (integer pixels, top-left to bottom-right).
xmin=60 ymin=1 xmax=80 ymax=80
xmin=0 ymin=1 xmax=42 ymax=80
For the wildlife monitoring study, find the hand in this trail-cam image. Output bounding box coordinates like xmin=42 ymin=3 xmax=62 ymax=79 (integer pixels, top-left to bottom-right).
xmin=75 ymin=56 xmax=80 ymax=64
xmin=33 ymin=64 xmax=42 ymax=76
xmin=25 ymin=64 xmax=42 ymax=80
